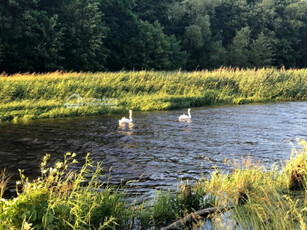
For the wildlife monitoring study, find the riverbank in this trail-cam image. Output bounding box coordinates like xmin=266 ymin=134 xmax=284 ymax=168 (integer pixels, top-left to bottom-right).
xmin=1 ymin=68 xmax=307 ymax=122
xmin=1 ymin=140 xmax=307 ymax=229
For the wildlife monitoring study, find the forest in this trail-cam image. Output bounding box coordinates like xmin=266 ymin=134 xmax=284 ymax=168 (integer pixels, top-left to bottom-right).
xmin=0 ymin=0 xmax=307 ymax=73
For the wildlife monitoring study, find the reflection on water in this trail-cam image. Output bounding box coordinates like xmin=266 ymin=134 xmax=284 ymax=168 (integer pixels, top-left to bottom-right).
xmin=118 ymin=122 xmax=135 ymax=136
xmin=0 ymin=102 xmax=307 ymax=200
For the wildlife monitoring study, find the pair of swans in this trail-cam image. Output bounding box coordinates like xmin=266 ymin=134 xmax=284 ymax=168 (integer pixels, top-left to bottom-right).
xmin=118 ymin=108 xmax=192 ymax=124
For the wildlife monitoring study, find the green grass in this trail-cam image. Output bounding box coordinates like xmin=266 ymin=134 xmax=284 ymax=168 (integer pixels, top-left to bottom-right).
xmin=0 ymin=153 xmax=131 ymax=229
xmin=1 ymin=68 xmax=307 ymax=122
xmin=202 ymin=139 xmax=307 ymax=229
xmin=1 ymin=140 xmax=307 ymax=229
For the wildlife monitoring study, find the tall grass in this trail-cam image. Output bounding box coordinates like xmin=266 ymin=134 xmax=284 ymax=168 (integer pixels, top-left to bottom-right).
xmin=0 ymin=153 xmax=131 ymax=229
xmin=1 ymin=68 xmax=307 ymax=122
xmin=203 ymin=139 xmax=307 ymax=229
xmin=1 ymin=141 xmax=307 ymax=229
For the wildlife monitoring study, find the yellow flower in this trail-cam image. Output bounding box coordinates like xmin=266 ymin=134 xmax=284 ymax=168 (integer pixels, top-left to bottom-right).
xmin=22 ymin=221 xmax=33 ymax=230
xmin=55 ymin=161 xmax=63 ymax=169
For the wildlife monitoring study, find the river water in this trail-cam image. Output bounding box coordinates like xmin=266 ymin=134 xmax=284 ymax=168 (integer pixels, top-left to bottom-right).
xmin=1 ymin=102 xmax=307 ymax=200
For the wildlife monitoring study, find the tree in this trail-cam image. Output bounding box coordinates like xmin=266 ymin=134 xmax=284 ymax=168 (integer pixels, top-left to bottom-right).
xmin=184 ymin=15 xmax=213 ymax=69
xmin=297 ymin=1 xmax=307 ymax=68
xmin=134 ymin=0 xmax=175 ymax=29
xmin=211 ymin=0 xmax=249 ymax=47
xmin=0 ymin=0 xmax=64 ymax=73
xmin=1 ymin=0 xmax=307 ymax=72
xmin=209 ymin=40 xmax=227 ymax=68
xmin=248 ymin=0 xmax=276 ymax=38
xmin=98 ymin=0 xmax=140 ymax=70
xmin=250 ymin=32 xmax=275 ymax=67
xmin=273 ymin=0 xmax=305 ymax=67
xmin=228 ymin=26 xmax=251 ymax=68
xmin=137 ymin=20 xmax=186 ymax=70
xmin=61 ymin=0 xmax=108 ymax=71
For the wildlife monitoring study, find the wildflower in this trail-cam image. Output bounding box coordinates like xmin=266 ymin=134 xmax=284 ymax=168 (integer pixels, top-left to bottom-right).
xmin=43 ymin=154 xmax=50 ymax=162
xmin=22 ymin=221 xmax=33 ymax=230
xmin=49 ymin=168 xmax=57 ymax=174
xmin=56 ymin=161 xmax=63 ymax=169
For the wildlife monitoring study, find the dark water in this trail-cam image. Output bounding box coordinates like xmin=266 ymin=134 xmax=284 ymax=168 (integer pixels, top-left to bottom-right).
xmin=1 ymin=102 xmax=307 ymax=200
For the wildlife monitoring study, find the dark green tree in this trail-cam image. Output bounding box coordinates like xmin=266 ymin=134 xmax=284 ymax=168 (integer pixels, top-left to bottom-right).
xmin=61 ymin=0 xmax=108 ymax=71
xmin=297 ymin=1 xmax=307 ymax=68
xmin=249 ymin=32 xmax=275 ymax=67
xmin=273 ymin=0 xmax=305 ymax=67
xmin=211 ymin=0 xmax=249 ymax=47
xmin=137 ymin=20 xmax=186 ymax=70
xmin=98 ymin=0 xmax=140 ymax=70
xmin=0 ymin=0 xmax=64 ymax=73
xmin=228 ymin=26 xmax=251 ymax=68
xmin=1 ymin=0 xmax=307 ymax=72
xmin=209 ymin=40 xmax=227 ymax=68
xmin=134 ymin=0 xmax=175 ymax=28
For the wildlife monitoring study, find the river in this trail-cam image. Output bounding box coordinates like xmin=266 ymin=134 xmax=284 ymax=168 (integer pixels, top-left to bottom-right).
xmin=1 ymin=101 xmax=307 ymax=200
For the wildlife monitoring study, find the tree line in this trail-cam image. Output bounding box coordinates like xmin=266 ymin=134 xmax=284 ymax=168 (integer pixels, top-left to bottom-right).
xmin=0 ymin=0 xmax=306 ymax=73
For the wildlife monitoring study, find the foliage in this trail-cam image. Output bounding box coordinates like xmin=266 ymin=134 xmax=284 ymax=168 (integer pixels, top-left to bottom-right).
xmin=1 ymin=141 xmax=307 ymax=229
xmin=228 ymin=26 xmax=251 ymax=68
xmin=0 ymin=153 xmax=130 ymax=229
xmin=201 ymin=139 xmax=307 ymax=229
xmin=0 ymin=69 xmax=307 ymax=122
xmin=1 ymin=0 xmax=307 ymax=72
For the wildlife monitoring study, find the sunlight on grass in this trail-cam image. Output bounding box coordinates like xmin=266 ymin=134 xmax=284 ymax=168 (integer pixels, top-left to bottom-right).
xmin=1 ymin=68 xmax=307 ymax=122
xmin=0 ymin=140 xmax=307 ymax=229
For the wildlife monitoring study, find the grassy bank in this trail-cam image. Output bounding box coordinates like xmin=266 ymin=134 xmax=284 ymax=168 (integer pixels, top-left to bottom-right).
xmin=1 ymin=140 xmax=307 ymax=229
xmin=1 ymin=68 xmax=307 ymax=122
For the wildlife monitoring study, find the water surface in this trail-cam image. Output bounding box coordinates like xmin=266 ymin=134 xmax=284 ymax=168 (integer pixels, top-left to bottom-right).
xmin=1 ymin=101 xmax=307 ymax=200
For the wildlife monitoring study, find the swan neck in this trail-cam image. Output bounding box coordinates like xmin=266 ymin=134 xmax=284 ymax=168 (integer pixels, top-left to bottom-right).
xmin=188 ymin=110 xmax=191 ymax=118
xmin=129 ymin=111 xmax=132 ymax=121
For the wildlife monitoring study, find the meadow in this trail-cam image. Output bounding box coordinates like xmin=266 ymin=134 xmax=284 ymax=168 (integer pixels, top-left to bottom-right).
xmin=1 ymin=140 xmax=307 ymax=229
xmin=1 ymin=68 xmax=307 ymax=122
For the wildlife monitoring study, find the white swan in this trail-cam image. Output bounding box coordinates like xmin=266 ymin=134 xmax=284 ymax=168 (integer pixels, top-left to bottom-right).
xmin=179 ymin=108 xmax=191 ymax=120
xmin=119 ymin=110 xmax=133 ymax=124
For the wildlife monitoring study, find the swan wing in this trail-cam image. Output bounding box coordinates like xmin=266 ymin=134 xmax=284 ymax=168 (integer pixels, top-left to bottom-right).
xmin=119 ymin=117 xmax=132 ymax=123
xmin=179 ymin=114 xmax=189 ymax=119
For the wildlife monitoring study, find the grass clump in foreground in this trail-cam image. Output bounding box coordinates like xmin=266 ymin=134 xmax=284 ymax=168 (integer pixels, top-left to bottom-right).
xmin=1 ymin=140 xmax=307 ymax=229
xmin=204 ymin=139 xmax=307 ymax=230
xmin=0 ymin=153 xmax=130 ymax=229
xmin=1 ymin=68 xmax=307 ymax=122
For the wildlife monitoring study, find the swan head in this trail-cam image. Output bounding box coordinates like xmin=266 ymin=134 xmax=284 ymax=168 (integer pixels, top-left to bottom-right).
xmin=129 ymin=110 xmax=132 ymax=114
xmin=188 ymin=108 xmax=191 ymax=112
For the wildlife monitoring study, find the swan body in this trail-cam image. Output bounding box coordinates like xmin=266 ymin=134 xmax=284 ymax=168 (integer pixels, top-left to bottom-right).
xmin=119 ymin=110 xmax=133 ymax=124
xmin=179 ymin=108 xmax=191 ymax=120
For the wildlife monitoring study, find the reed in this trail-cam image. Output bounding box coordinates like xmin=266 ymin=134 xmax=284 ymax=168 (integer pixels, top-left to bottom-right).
xmin=1 ymin=68 xmax=307 ymax=122
xmin=0 ymin=140 xmax=307 ymax=229
xmin=0 ymin=153 xmax=130 ymax=229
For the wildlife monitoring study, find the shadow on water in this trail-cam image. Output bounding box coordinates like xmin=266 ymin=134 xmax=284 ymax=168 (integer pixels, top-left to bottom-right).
xmin=1 ymin=101 xmax=307 ymax=200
